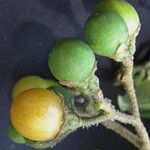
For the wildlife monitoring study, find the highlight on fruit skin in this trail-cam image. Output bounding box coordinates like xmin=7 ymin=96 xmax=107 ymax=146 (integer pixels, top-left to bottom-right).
xmin=10 ymin=88 xmax=64 ymax=141
xmin=12 ymin=75 xmax=58 ymax=100
xmin=48 ymin=38 xmax=95 ymax=83
xmin=84 ymin=11 xmax=129 ymax=58
xmin=95 ymin=0 xmax=140 ymax=36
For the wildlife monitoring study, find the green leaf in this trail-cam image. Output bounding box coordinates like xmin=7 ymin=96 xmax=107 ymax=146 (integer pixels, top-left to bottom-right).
xmin=118 ymin=95 xmax=150 ymax=119
xmin=118 ymin=80 xmax=150 ymax=119
xmin=118 ymin=95 xmax=130 ymax=112
xmin=135 ymin=80 xmax=150 ymax=111
xmin=7 ymin=122 xmax=52 ymax=149
xmin=140 ymin=111 xmax=150 ymax=119
xmin=7 ymin=122 xmax=26 ymax=144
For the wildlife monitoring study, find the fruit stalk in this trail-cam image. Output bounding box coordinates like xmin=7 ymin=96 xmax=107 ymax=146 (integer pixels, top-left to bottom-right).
xmin=82 ymin=67 xmax=150 ymax=149
xmin=120 ymin=45 xmax=150 ymax=149
xmin=122 ymin=56 xmax=140 ymax=118
xmin=75 ymin=79 xmax=143 ymax=149
xmin=101 ymin=121 xmax=141 ymax=149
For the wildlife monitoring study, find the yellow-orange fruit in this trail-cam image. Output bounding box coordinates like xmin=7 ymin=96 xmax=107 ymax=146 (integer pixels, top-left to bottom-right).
xmin=10 ymin=88 xmax=64 ymax=141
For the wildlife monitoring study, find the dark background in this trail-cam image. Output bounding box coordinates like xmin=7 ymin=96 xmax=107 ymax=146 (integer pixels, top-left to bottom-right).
xmin=0 ymin=0 xmax=150 ymax=150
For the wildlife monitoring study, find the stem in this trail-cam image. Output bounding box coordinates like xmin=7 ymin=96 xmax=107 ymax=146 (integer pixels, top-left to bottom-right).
xmin=78 ymin=99 xmax=136 ymax=126
xmin=78 ymin=113 xmax=112 ymax=128
xmin=122 ymin=56 xmax=140 ymax=118
xmin=60 ymin=51 xmax=150 ymax=149
xmin=94 ymin=86 xmax=150 ymax=149
xmin=134 ymin=120 xmax=150 ymax=150
xmin=101 ymin=121 xmax=141 ymax=149
xmin=121 ymin=54 xmax=150 ymax=149
xmin=95 ymin=90 xmax=137 ymax=125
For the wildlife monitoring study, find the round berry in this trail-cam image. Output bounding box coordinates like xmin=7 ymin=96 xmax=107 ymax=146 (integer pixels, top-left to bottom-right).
xmin=95 ymin=0 xmax=140 ymax=36
xmin=48 ymin=38 xmax=95 ymax=82
xmin=10 ymin=88 xmax=64 ymax=141
xmin=84 ymin=11 xmax=128 ymax=58
xmin=12 ymin=75 xmax=57 ymax=100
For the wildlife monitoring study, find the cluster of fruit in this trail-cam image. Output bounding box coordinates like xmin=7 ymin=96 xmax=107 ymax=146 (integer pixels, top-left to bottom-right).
xmin=8 ymin=0 xmax=140 ymax=149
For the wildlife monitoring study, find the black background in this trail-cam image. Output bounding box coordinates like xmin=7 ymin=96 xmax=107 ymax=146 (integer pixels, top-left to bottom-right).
xmin=0 ymin=0 xmax=150 ymax=150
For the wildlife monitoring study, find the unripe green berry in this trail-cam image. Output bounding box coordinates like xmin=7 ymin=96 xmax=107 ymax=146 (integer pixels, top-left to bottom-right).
xmin=84 ymin=11 xmax=129 ymax=58
xmin=95 ymin=0 xmax=140 ymax=36
xmin=48 ymin=38 xmax=95 ymax=83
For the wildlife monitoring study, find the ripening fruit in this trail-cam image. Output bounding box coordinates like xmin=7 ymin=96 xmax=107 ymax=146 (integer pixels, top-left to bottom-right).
xmin=12 ymin=75 xmax=57 ymax=100
xmin=84 ymin=11 xmax=129 ymax=58
xmin=48 ymin=38 xmax=95 ymax=82
xmin=10 ymin=88 xmax=64 ymax=141
xmin=95 ymin=0 xmax=140 ymax=36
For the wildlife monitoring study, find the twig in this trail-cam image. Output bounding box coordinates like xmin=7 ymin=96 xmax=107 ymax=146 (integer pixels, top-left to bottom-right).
xmin=95 ymin=91 xmax=137 ymax=125
xmin=121 ymin=55 xmax=150 ymax=149
xmin=134 ymin=120 xmax=150 ymax=150
xmin=93 ymin=84 xmax=150 ymax=149
xmin=77 ymin=95 xmax=138 ymax=133
xmin=78 ymin=113 xmax=112 ymax=128
xmin=122 ymin=56 xmax=140 ymax=118
xmin=101 ymin=120 xmax=141 ymax=149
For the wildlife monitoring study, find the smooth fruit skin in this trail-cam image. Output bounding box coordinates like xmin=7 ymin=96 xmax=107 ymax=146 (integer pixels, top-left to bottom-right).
xmin=10 ymin=88 xmax=64 ymax=141
xmin=48 ymin=38 xmax=95 ymax=82
xmin=95 ymin=0 xmax=140 ymax=36
xmin=84 ymin=11 xmax=128 ymax=57
xmin=12 ymin=75 xmax=57 ymax=100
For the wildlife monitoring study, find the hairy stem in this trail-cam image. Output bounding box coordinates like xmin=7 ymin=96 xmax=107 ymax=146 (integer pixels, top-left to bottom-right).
xmin=94 ymin=80 xmax=150 ymax=149
xmin=78 ymin=113 xmax=112 ymax=128
xmin=101 ymin=121 xmax=141 ymax=149
xmin=95 ymin=90 xmax=137 ymax=125
xmin=121 ymin=55 xmax=150 ymax=150
xmin=79 ymin=100 xmax=136 ymax=126
xmin=134 ymin=120 xmax=150 ymax=150
xmin=122 ymin=56 xmax=140 ymax=118
xmin=61 ymin=53 xmax=150 ymax=149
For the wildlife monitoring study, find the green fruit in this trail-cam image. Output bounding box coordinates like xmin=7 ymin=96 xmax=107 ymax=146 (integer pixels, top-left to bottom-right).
xmin=12 ymin=75 xmax=58 ymax=100
xmin=48 ymin=38 xmax=95 ymax=82
xmin=7 ymin=122 xmax=26 ymax=144
xmin=84 ymin=11 xmax=128 ymax=58
xmin=95 ymin=0 xmax=140 ymax=36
